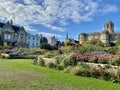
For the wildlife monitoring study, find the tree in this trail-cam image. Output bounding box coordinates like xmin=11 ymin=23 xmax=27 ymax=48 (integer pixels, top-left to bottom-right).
xmin=65 ymin=39 xmax=72 ymax=46
xmin=40 ymin=44 xmax=51 ymax=50
xmin=116 ymin=34 xmax=120 ymax=46
xmin=82 ymin=39 xmax=104 ymax=52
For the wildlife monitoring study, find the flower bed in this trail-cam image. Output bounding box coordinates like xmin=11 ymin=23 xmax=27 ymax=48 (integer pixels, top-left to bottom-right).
xmin=74 ymin=53 xmax=120 ymax=65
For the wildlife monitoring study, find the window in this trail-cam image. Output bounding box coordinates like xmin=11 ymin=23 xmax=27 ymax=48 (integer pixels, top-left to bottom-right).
xmin=5 ymin=28 xmax=10 ymax=31
xmin=20 ymin=33 xmax=24 ymax=41
xmin=4 ymin=33 xmax=11 ymax=40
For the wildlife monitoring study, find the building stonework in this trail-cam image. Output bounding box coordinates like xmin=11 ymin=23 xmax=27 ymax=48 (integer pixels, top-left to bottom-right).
xmin=47 ymin=36 xmax=58 ymax=46
xmin=78 ymin=20 xmax=119 ymax=46
xmin=0 ymin=20 xmax=27 ymax=47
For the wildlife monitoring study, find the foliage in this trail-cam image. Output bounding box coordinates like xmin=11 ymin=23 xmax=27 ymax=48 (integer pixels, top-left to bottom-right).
xmin=40 ymin=44 xmax=52 ymax=50
xmin=60 ymin=59 xmax=69 ymax=68
xmin=70 ymin=66 xmax=82 ymax=75
xmin=47 ymin=62 xmax=56 ymax=68
xmin=65 ymin=39 xmax=72 ymax=46
xmin=38 ymin=58 xmax=45 ymax=66
xmin=44 ymin=51 xmax=59 ymax=58
xmin=116 ymin=34 xmax=120 ymax=46
xmin=74 ymin=53 xmax=119 ymax=64
xmin=77 ymin=39 xmax=104 ymax=53
xmin=54 ymin=52 xmax=77 ymax=68
xmin=64 ymin=66 xmax=73 ymax=73
xmin=0 ymin=46 xmax=13 ymax=49
xmin=106 ymin=46 xmax=118 ymax=54
xmin=59 ymin=46 xmax=75 ymax=53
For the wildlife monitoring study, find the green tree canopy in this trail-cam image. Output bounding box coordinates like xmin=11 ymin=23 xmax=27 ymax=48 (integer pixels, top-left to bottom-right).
xmin=81 ymin=39 xmax=104 ymax=52
xmin=40 ymin=44 xmax=51 ymax=50
xmin=116 ymin=34 xmax=120 ymax=46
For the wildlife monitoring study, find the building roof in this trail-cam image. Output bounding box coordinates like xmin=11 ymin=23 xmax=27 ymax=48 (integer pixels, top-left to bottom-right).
xmin=106 ymin=19 xmax=114 ymax=24
xmin=0 ymin=21 xmax=21 ymax=33
xmin=0 ymin=22 xmax=5 ymax=28
xmin=12 ymin=25 xmax=20 ymax=33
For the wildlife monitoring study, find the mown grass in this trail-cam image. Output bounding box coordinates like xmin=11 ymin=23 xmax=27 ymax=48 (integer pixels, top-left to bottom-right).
xmin=0 ymin=58 xmax=120 ymax=90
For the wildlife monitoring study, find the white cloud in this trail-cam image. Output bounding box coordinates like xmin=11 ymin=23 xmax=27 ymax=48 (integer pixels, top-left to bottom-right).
xmin=38 ymin=32 xmax=64 ymax=38
xmin=99 ymin=4 xmax=119 ymax=15
xmin=0 ymin=0 xmax=118 ymax=32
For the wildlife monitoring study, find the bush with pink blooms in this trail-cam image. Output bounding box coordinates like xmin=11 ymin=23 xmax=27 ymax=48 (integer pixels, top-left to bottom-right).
xmin=74 ymin=53 xmax=120 ymax=65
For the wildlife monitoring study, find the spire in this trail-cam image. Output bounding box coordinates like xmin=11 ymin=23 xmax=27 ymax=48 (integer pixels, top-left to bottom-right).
xmin=66 ymin=32 xmax=68 ymax=40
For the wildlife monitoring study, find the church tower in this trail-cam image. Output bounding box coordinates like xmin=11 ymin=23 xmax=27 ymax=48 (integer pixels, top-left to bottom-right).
xmin=104 ymin=19 xmax=114 ymax=34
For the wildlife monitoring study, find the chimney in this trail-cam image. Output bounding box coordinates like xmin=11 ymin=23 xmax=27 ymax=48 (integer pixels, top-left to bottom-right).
xmin=9 ymin=20 xmax=13 ymax=25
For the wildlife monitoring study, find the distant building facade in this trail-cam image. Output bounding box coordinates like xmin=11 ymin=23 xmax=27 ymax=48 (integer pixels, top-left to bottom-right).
xmin=78 ymin=20 xmax=119 ymax=46
xmin=47 ymin=36 xmax=58 ymax=46
xmin=40 ymin=34 xmax=48 ymax=44
xmin=0 ymin=20 xmax=27 ymax=47
xmin=26 ymin=34 xmax=40 ymax=48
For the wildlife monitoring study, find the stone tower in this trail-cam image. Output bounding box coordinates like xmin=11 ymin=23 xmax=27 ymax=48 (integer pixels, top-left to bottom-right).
xmin=104 ymin=19 xmax=114 ymax=34
xmin=79 ymin=33 xmax=88 ymax=44
xmin=101 ymin=30 xmax=109 ymax=46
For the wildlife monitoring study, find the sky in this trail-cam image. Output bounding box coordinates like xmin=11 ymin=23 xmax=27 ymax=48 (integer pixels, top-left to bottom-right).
xmin=0 ymin=0 xmax=120 ymax=41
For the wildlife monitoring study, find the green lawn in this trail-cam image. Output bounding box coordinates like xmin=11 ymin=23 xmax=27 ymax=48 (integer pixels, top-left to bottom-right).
xmin=0 ymin=58 xmax=120 ymax=90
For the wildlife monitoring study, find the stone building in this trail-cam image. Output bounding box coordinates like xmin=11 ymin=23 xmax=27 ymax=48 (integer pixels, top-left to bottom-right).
xmin=0 ymin=20 xmax=27 ymax=47
xmin=26 ymin=34 xmax=40 ymax=48
xmin=40 ymin=34 xmax=48 ymax=44
xmin=47 ymin=36 xmax=58 ymax=46
xmin=78 ymin=20 xmax=119 ymax=46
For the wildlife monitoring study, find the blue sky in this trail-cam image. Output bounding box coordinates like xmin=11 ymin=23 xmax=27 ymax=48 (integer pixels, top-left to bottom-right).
xmin=0 ymin=0 xmax=120 ymax=41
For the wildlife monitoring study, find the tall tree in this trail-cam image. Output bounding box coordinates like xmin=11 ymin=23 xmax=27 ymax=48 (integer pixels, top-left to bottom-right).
xmin=116 ymin=34 xmax=120 ymax=46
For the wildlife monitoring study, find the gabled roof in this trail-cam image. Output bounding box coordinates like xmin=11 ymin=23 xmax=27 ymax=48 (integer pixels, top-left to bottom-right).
xmin=0 ymin=22 xmax=5 ymax=28
xmin=12 ymin=25 xmax=20 ymax=33
xmin=0 ymin=21 xmax=21 ymax=33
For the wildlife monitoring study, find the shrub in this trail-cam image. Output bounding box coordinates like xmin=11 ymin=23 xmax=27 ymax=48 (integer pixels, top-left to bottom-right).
xmin=88 ymin=67 xmax=100 ymax=78
xmin=55 ymin=59 xmax=60 ymax=65
xmin=59 ymin=46 xmax=75 ymax=53
xmin=54 ymin=52 xmax=75 ymax=67
xmin=104 ymin=64 xmax=112 ymax=69
xmin=78 ymin=63 xmax=90 ymax=77
xmin=98 ymin=58 xmax=108 ymax=64
xmin=64 ymin=66 xmax=72 ymax=73
xmin=60 ymin=59 xmax=69 ymax=68
xmin=8 ymin=54 xmax=35 ymax=59
xmin=70 ymin=66 xmax=82 ymax=75
xmin=44 ymin=53 xmax=54 ymax=58
xmin=33 ymin=50 xmax=43 ymax=55
xmin=38 ymin=58 xmax=45 ymax=66
xmin=102 ymin=71 xmax=112 ymax=81
xmin=33 ymin=57 xmax=38 ymax=65
xmin=47 ymin=62 xmax=56 ymax=68
xmin=56 ymin=65 xmax=64 ymax=70
xmin=69 ymin=55 xmax=77 ymax=66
